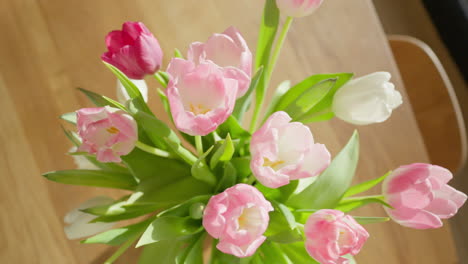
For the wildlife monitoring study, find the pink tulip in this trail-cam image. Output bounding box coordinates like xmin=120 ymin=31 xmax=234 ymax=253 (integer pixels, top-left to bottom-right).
xmin=276 ymin=0 xmax=324 ymax=17
xmin=250 ymin=111 xmax=331 ymax=188
xmin=305 ymin=209 xmax=369 ymax=264
xmin=203 ymin=184 xmax=273 ymax=258
xmin=76 ymin=106 xmax=138 ymax=163
xmin=382 ymin=163 xmax=467 ymax=229
xmin=166 ymin=58 xmax=238 ymax=136
xmin=187 ymin=26 xmax=252 ymax=97
xmin=102 ymin=21 xmax=163 ymax=79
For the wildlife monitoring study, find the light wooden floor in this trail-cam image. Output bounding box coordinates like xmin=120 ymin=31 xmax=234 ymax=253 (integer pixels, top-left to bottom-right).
xmin=0 ymin=0 xmax=461 ymax=263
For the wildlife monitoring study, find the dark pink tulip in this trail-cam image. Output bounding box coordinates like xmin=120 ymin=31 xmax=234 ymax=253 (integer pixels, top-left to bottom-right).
xmin=102 ymin=22 xmax=163 ymax=79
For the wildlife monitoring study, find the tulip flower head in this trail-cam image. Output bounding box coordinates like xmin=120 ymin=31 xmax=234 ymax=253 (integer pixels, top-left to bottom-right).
xmin=305 ymin=209 xmax=369 ymax=264
xmin=188 ymin=26 xmax=252 ymax=97
xmin=250 ymin=111 xmax=331 ymax=188
xmin=276 ymin=0 xmax=324 ymax=18
xmin=102 ymin=21 xmax=163 ymax=79
xmin=64 ymin=196 xmax=115 ymax=240
xmin=166 ymin=58 xmax=238 ymax=136
xmin=76 ymin=106 xmax=138 ymax=163
xmin=203 ymin=184 xmax=274 ymax=258
xmin=332 ymin=72 xmax=402 ymax=125
xmin=383 ymin=163 xmax=467 ymax=229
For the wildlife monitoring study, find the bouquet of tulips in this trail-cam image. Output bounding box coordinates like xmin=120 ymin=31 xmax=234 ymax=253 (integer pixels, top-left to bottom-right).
xmin=44 ymin=0 xmax=467 ymax=263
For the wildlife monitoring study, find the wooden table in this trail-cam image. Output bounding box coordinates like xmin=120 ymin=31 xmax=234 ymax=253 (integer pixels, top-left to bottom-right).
xmin=0 ymin=0 xmax=459 ymax=263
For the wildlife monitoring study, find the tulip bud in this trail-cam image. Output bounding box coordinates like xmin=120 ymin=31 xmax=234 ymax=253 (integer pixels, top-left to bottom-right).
xmin=332 ymin=72 xmax=402 ymax=125
xmin=64 ymin=196 xmax=115 ymax=240
xmin=166 ymin=58 xmax=238 ymax=136
xmin=305 ymin=209 xmax=369 ymax=263
xmin=383 ymin=163 xmax=467 ymax=229
xmin=276 ymin=0 xmax=324 ymax=18
xmin=188 ymin=26 xmax=252 ymax=98
xmin=203 ymin=184 xmax=273 ymax=258
xmin=76 ymin=106 xmax=138 ymax=162
xmin=250 ymin=111 xmax=331 ymax=188
xmin=102 ymin=21 xmax=163 ymax=79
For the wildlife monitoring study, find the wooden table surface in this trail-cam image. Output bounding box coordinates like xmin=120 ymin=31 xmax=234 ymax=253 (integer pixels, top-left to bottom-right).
xmin=0 ymin=0 xmax=459 ymax=263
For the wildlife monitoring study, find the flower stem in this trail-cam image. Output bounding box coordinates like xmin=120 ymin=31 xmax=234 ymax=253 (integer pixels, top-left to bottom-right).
xmin=342 ymin=195 xmax=385 ymax=202
xmin=135 ymin=141 xmax=174 ymax=158
xmin=249 ymin=16 xmax=294 ymax=132
xmin=195 ymin=135 xmax=204 ymax=156
xmin=103 ymin=234 xmax=139 ymax=264
xmin=266 ymin=16 xmax=293 ymax=83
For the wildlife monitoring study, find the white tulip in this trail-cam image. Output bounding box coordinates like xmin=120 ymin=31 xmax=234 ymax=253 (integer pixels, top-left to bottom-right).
xmin=64 ymin=196 xmax=115 ymax=240
xmin=116 ymin=79 xmax=148 ymax=104
xmin=332 ymin=72 xmax=402 ymax=125
xmin=69 ymin=146 xmax=98 ymax=170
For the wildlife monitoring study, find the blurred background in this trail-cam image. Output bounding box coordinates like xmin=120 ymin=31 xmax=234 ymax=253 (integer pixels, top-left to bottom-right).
xmin=373 ymin=0 xmax=468 ymax=261
xmin=0 ymin=0 xmax=467 ymax=263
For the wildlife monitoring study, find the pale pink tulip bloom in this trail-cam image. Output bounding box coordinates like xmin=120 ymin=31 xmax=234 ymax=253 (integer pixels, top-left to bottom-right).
xmin=77 ymin=106 xmax=138 ymax=162
xmin=102 ymin=21 xmax=163 ymax=79
xmin=250 ymin=111 xmax=331 ymax=188
xmin=188 ymin=26 xmax=252 ymax=97
xmin=305 ymin=209 xmax=369 ymax=264
xmin=203 ymin=184 xmax=273 ymax=258
xmin=383 ymin=163 xmax=467 ymax=229
xmin=276 ymin=0 xmax=324 ymax=18
xmin=166 ymin=58 xmax=238 ymax=136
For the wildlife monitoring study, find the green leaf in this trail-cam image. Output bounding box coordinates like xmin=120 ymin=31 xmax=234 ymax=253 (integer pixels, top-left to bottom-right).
xmin=274 ymin=73 xmax=353 ymax=118
xmin=61 ymin=126 xmax=81 ymax=146
xmin=60 ymin=112 xmax=77 ymax=124
xmin=81 ymin=218 xmax=152 ymax=245
xmin=230 ymin=157 xmax=251 ymax=181
xmin=136 ymin=216 xmax=202 ymax=247
xmin=297 ymin=73 xmax=354 ymax=120
xmin=279 ymin=242 xmax=319 ymax=264
xmin=354 ymin=216 xmax=390 ymax=224
xmin=128 ymin=100 xmax=180 ymax=149
xmin=285 ymin=79 xmax=336 ymax=120
xmin=335 ymin=196 xmax=392 ymax=212
xmin=286 ymin=131 xmax=360 ymax=209
xmin=157 ymin=88 xmax=172 ymax=118
xmin=265 ymin=201 xmax=301 ymax=244
xmin=138 ymin=239 xmax=187 ymax=264
xmin=130 ymin=176 xmax=212 ymax=206
xmin=174 ymin=48 xmax=184 ymax=59
xmin=77 ymin=87 xmax=109 ymax=106
xmin=343 ymin=171 xmax=391 ymax=198
xmin=215 ymin=162 xmax=237 ymax=192
xmin=154 ymin=71 xmax=170 ymax=88
xmin=191 ymin=146 xmax=216 ymax=185
xmin=158 ymin=195 xmax=210 ymax=218
xmin=256 ymin=181 xmax=299 ymax=203
xmin=259 ymin=242 xmax=293 ymax=263
xmin=217 ymin=116 xmax=250 ymax=140
xmin=89 ymin=204 xmax=159 ymax=223
xmin=298 ymin=111 xmax=335 ymax=123
xmin=264 ymin=80 xmax=291 ymax=119
xmin=255 ymin=0 xmax=279 ymax=70
xmin=122 ymin=147 xmax=189 ymax=181
xmin=103 ymin=62 xmax=152 ymax=115
xmin=210 ymin=134 xmax=235 ymax=169
xmin=102 ymin=95 xmax=127 ymax=111
xmin=232 ymin=67 xmax=264 ymax=121
xmin=82 ymin=155 xmax=130 ymax=174
xmin=176 ymin=233 xmax=204 ymax=264
xmin=42 ymin=169 xmax=137 ymax=190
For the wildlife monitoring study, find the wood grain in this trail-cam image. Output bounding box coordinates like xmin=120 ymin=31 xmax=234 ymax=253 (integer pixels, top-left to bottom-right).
xmin=0 ymin=0 xmax=459 ymax=263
